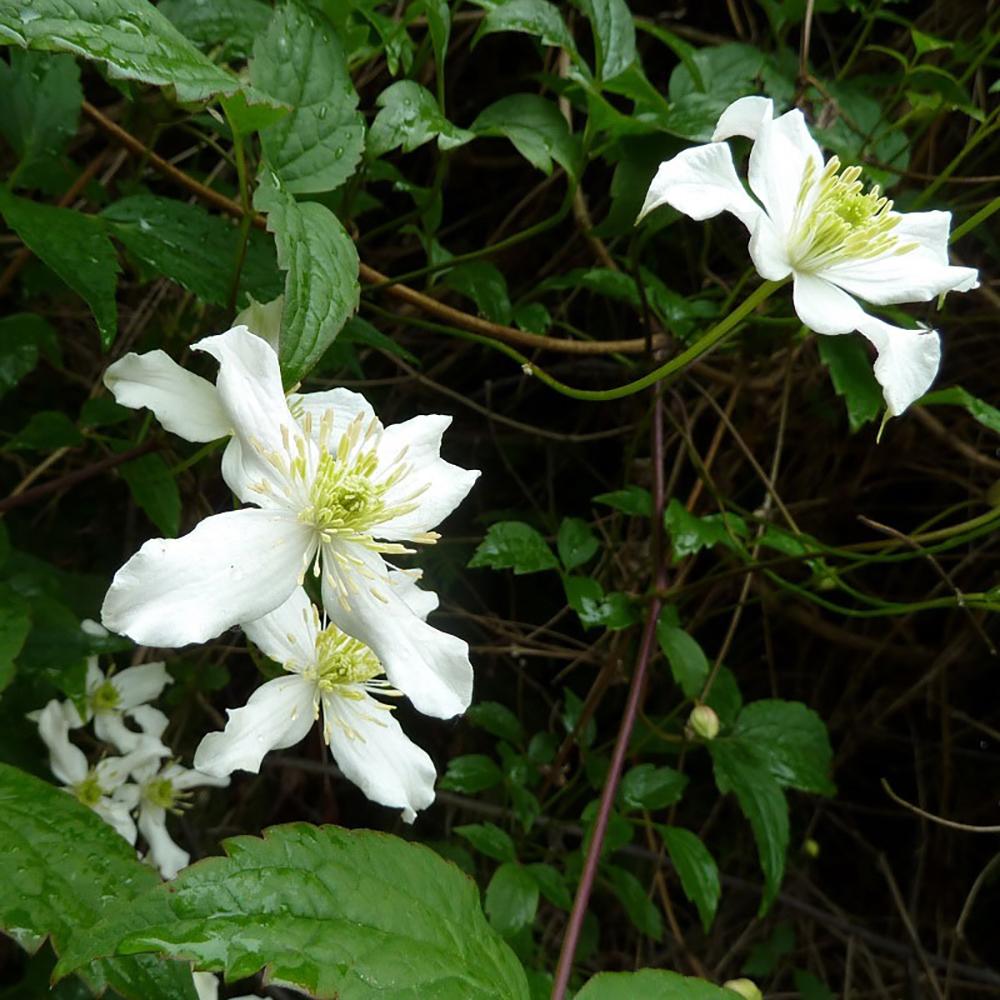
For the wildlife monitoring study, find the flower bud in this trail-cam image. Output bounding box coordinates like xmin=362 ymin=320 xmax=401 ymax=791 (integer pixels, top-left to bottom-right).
xmin=803 ymin=837 xmax=820 ymax=859
xmin=723 ymin=978 xmax=763 ymax=1000
xmin=688 ymin=704 xmax=720 ymax=741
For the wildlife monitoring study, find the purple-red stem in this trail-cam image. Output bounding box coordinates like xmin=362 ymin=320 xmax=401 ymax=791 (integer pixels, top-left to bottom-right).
xmin=550 ymin=388 xmax=667 ymax=998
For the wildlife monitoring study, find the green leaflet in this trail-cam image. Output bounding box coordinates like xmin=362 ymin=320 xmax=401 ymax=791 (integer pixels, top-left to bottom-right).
xmin=921 ymin=385 xmax=1000 ymax=435
xmin=254 ymin=173 xmax=360 ymax=385
xmin=473 ymin=0 xmax=578 ymax=56
xmin=556 ymin=517 xmax=599 ymax=570
xmin=0 ymin=189 xmax=119 ymax=348
xmin=659 ymin=825 xmax=721 ymax=933
xmin=118 ymin=453 xmax=181 ymax=538
xmin=158 ymin=0 xmax=272 ymax=61
xmin=485 ymin=862 xmax=539 ymax=936
xmin=468 ymin=521 xmax=558 ymax=574
xmin=55 ymin=822 xmax=530 ymax=1000
xmin=251 ymin=2 xmax=364 ymax=194
xmin=368 ymin=80 xmax=474 ymax=157
xmin=578 ymin=0 xmax=636 ymax=81
xmin=818 ymin=334 xmax=882 ymax=432
xmin=0 ymin=764 xmax=198 ymax=1000
xmin=0 ymin=0 xmax=237 ymax=102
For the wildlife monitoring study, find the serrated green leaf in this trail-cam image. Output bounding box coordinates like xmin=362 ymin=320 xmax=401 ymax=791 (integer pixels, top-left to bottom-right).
xmin=817 ymin=335 xmax=882 ymax=432
xmin=468 ymin=701 xmax=524 ymax=745
xmin=219 ymin=86 xmax=291 ymax=138
xmin=733 ymin=700 xmax=836 ymax=796
xmin=592 ymin=485 xmax=651 ymax=516
xmin=579 ymin=0 xmax=636 ymax=81
xmin=563 ymin=576 xmax=638 ymax=630
xmin=557 ymin=517 xmax=599 ymax=570
xmin=0 ymin=764 xmax=197 ymax=1000
xmin=607 ymin=865 xmax=662 ymax=940
xmin=525 ymin=862 xmax=571 ymax=909
xmin=368 ymin=80 xmax=474 ymax=157
xmin=0 ymin=0 xmax=238 ymax=102
xmin=619 ymin=763 xmax=688 ymax=810
xmin=486 ymin=862 xmax=539 ymax=936
xmin=663 ymin=499 xmax=748 ymax=562
xmin=251 ymin=3 xmax=364 ymax=194
xmin=254 ymin=173 xmax=360 ymax=385
xmin=103 ymin=195 xmax=280 ymax=307
xmin=118 ymin=453 xmax=181 ymax=538
xmin=158 ymin=0 xmax=271 ymax=61
xmin=704 ymin=664 xmax=742 ymax=728
xmin=7 ymin=411 xmax=83 ymax=452
xmin=439 ymin=754 xmax=504 ymax=793
xmin=921 ymin=385 xmax=1000 ymax=435
xmin=444 ymin=262 xmax=512 ymax=324
xmin=659 ymin=825 xmax=720 ymax=933
xmin=455 ymin=822 xmax=517 ymax=863
xmin=0 ymin=189 xmax=118 ymax=347
xmin=656 ymin=614 xmax=709 ymax=698
xmin=55 ymin=823 xmax=529 ymax=1000
xmin=709 ymin=739 xmax=788 ymax=914
xmin=469 ymin=521 xmax=558 ymax=574
xmin=0 ymin=50 xmax=81 ymax=189
xmin=576 ymin=969 xmax=735 ymax=999
xmin=474 ymin=0 xmax=577 ymax=55
xmin=0 ymin=314 xmax=59 ymax=398
xmin=472 ymin=94 xmax=580 ymax=179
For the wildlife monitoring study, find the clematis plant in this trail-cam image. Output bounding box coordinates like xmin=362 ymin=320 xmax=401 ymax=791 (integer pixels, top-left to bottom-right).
xmin=101 ymin=325 xmax=479 ymax=719
xmin=194 ymin=583 xmax=437 ymax=823
xmin=639 ymin=95 xmax=979 ymax=416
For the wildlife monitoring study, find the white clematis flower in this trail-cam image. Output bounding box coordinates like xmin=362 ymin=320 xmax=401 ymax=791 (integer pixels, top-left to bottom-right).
xmin=639 ymin=95 xmax=979 ymax=416
xmin=194 ymin=583 xmax=437 ymax=824
xmin=35 ymin=700 xmax=143 ymax=843
xmin=192 ymin=971 xmax=264 ymax=1000
xmin=101 ymin=325 xmax=479 ymax=719
xmin=131 ymin=757 xmax=229 ymax=880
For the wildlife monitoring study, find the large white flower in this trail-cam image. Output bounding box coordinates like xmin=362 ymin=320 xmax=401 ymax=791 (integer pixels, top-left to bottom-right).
xmin=101 ymin=325 xmax=479 ymax=719
xmin=194 ymin=582 xmax=437 ymax=823
xmin=639 ymin=95 xmax=979 ymax=416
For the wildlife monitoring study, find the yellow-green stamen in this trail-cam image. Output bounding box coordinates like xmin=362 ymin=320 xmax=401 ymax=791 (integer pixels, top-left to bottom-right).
xmin=74 ymin=772 xmax=104 ymax=808
xmin=91 ymin=679 xmax=119 ymax=712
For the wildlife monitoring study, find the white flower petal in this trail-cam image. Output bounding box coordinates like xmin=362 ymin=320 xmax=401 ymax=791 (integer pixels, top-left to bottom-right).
xmin=242 ymin=586 xmax=318 ymax=669
xmin=712 ymin=95 xmax=774 ymax=141
xmin=111 ymin=662 xmax=172 ymax=710
xmin=194 ymin=675 xmax=315 ymax=777
xmin=387 ymin=569 xmax=439 ymax=622
xmin=856 ymin=316 xmax=941 ymax=416
xmin=95 ymin=711 xmax=169 ymax=757
xmin=748 ymin=213 xmax=793 ymax=281
xmin=127 ymin=704 xmax=170 ymax=740
xmin=94 ymin=796 xmax=138 ymax=844
xmin=94 ymin=754 xmax=134 ymax=790
xmin=791 ymin=272 xmax=866 ymax=335
xmin=37 ymin=700 xmax=87 ymax=785
xmin=374 ymin=415 xmax=480 ymax=540
xmin=104 ymin=351 xmax=230 ymax=443
xmin=748 ymin=108 xmax=823 ymax=236
xmin=164 ymin=761 xmax=230 ymax=792
xmin=101 ymin=508 xmax=312 ymax=647
xmin=324 ymin=692 xmax=436 ymax=823
xmin=289 ymin=386 xmax=378 ymax=448
xmin=138 ymin=803 xmax=189 ymax=880
xmin=322 ymin=550 xmax=472 ymax=719
xmin=193 ymin=972 xmax=220 ymax=1000
xmin=637 ymin=142 xmax=763 ymax=231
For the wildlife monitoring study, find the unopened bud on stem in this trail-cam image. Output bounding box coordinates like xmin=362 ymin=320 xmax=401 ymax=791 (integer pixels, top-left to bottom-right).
xmin=723 ymin=978 xmax=762 ymax=1000
xmin=688 ymin=704 xmax=720 ymax=741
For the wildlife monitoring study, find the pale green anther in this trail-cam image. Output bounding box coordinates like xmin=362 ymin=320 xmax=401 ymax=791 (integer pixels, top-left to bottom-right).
xmin=311 ymin=624 xmax=382 ymax=695
xmin=789 ymin=156 xmax=913 ymax=271
xmin=301 ymin=450 xmax=387 ymax=537
xmin=91 ymin=679 xmax=120 ymax=712
xmin=74 ymin=772 xmax=104 ymax=807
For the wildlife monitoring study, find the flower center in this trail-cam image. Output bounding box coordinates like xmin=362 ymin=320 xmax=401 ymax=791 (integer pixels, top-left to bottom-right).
xmin=310 ymin=624 xmax=382 ymax=695
xmin=788 ymin=156 xmax=917 ymax=271
xmin=303 ymin=452 xmax=385 ymax=538
xmin=91 ymin=679 xmax=120 ymax=712
xmin=75 ymin=772 xmax=104 ymax=808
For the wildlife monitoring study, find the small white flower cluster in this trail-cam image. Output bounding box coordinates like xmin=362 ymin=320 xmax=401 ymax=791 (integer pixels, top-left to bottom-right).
xmin=98 ymin=312 xmax=479 ymax=826
xmin=31 ymin=625 xmax=227 ymax=880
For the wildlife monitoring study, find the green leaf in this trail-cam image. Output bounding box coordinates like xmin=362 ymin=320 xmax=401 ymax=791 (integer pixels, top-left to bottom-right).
xmin=619 ymin=764 xmax=688 ymax=810
xmin=656 ymin=614 xmax=709 ymax=698
xmin=250 ymin=3 xmax=364 ymax=194
xmin=0 ymin=189 xmax=118 ymax=347
xmin=607 ymin=866 xmax=662 ymax=940
xmin=579 ymin=0 xmax=636 ymax=81
xmin=455 ymin=822 xmax=517 ymax=863
xmin=0 ymin=584 xmax=30 ymax=693
xmin=592 ymin=485 xmax=652 ymax=516
xmin=103 ymin=195 xmax=280 ymax=307
xmin=817 ymin=335 xmax=882 ymax=432
xmin=485 ymin=862 xmax=539 ymax=936
xmin=576 ymin=970 xmax=735 ymax=999
xmin=469 ymin=521 xmax=558 ymax=574
xmin=416 ymin=0 xmax=451 ymax=79
xmin=663 ymin=499 xmax=747 ymax=561
xmin=158 ymin=0 xmax=272 ymax=61
xmin=793 ymin=970 xmax=835 ymax=1000
xmin=704 ymin=665 xmax=742 ymax=728
xmin=564 ymin=576 xmax=638 ymax=630
xmin=118 ymin=453 xmax=181 ymax=538
xmin=921 ymin=386 xmax=1000 ymax=435
xmin=0 ymin=51 xmax=81 ymax=188
xmin=467 ymin=701 xmax=525 ymax=745
xmin=474 ymin=0 xmax=577 ymax=55
xmin=911 ymin=27 xmax=952 ymax=55
xmin=368 ymin=80 xmax=474 ymax=157
xmin=56 ymin=823 xmax=529 ymax=1000
xmin=439 ymin=754 xmax=504 ymax=793
xmin=444 ymin=262 xmax=513 ymax=324
xmin=525 ymin=862 xmax=571 ymax=909
xmin=659 ymin=825 xmax=720 ymax=933
xmin=254 ymin=173 xmax=360 ymax=385
xmin=0 ymin=764 xmax=198 ymax=1000
xmin=0 ymin=0 xmax=238 ymax=102
xmin=7 ymin=411 xmax=83 ymax=452
xmin=742 ymin=922 xmax=794 ymax=975
xmin=471 ymin=94 xmax=580 ymax=179
xmin=0 ymin=314 xmax=59 ymax=398
xmin=219 ymin=86 xmax=291 ymax=138
xmin=557 ymin=517 xmax=599 ymax=570
xmin=733 ymin=700 xmax=836 ymax=796
xmin=708 ymin=739 xmax=789 ymax=914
